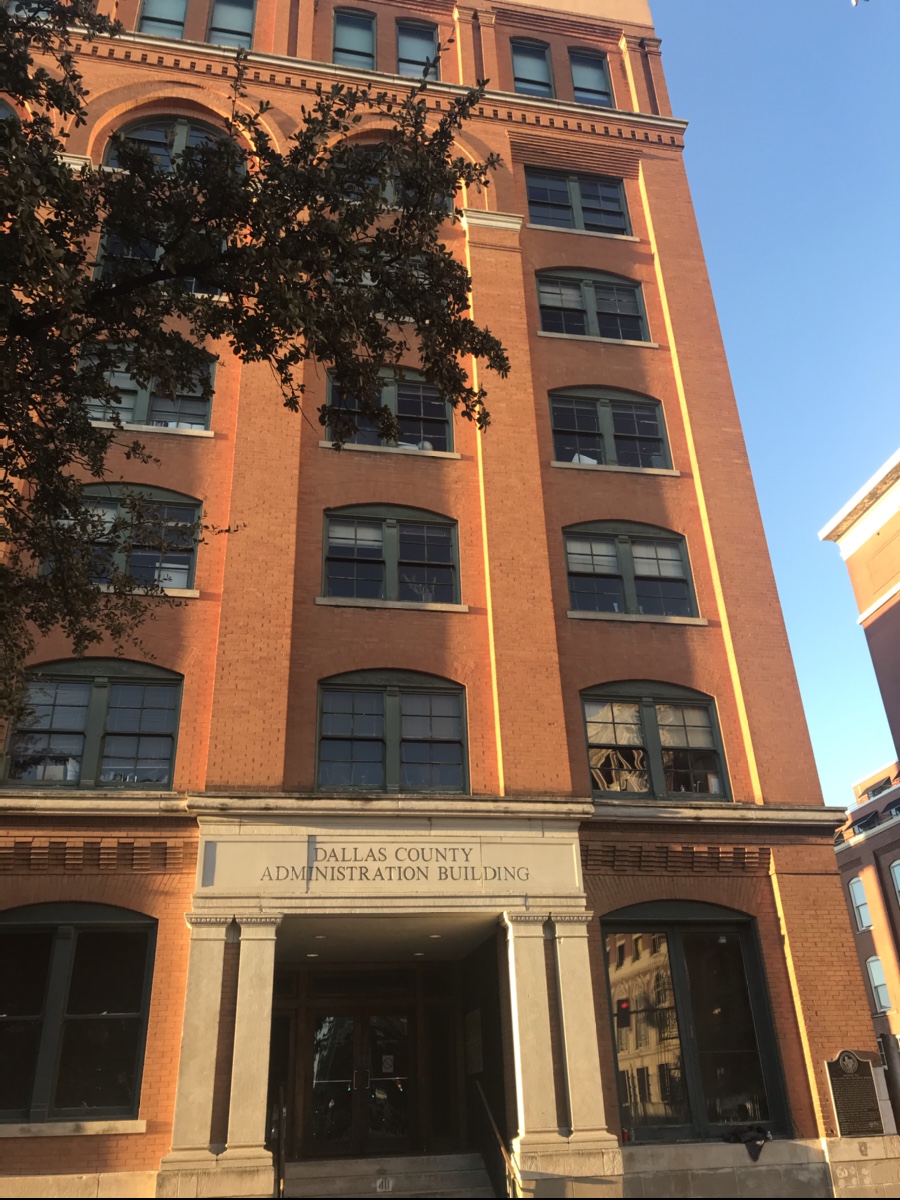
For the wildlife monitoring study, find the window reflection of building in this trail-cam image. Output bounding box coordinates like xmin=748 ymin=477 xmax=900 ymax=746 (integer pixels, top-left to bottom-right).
xmin=605 ymin=921 xmax=774 ymax=1139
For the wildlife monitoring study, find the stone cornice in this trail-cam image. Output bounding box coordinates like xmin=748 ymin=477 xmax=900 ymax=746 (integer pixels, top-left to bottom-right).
xmin=590 ymin=800 xmax=846 ymax=831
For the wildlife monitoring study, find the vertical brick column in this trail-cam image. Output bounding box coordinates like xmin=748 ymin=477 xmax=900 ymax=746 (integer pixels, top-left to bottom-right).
xmin=160 ymin=915 xmax=230 ymax=1168
xmin=503 ymin=914 xmax=560 ymax=1146
xmin=464 ymin=209 xmax=572 ymax=796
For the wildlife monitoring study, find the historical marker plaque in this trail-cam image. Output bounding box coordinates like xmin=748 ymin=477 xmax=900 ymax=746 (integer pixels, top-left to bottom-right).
xmin=826 ymin=1050 xmax=884 ymax=1136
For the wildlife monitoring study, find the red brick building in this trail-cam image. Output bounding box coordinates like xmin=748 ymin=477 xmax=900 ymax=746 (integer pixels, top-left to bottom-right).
xmin=1 ymin=1 xmax=890 ymax=1197
xmin=823 ymin=452 xmax=900 ymax=1135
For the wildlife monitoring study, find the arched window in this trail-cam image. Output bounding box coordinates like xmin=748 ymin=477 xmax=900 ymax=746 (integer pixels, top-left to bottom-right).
xmin=511 ymin=39 xmax=553 ymax=97
xmin=867 ymin=956 xmax=891 ymax=1012
xmin=849 ymin=875 xmax=873 ymax=930
xmin=582 ymin=680 xmax=728 ymax=799
xmin=0 ymin=100 xmax=17 ymax=121
xmin=565 ymin=521 xmax=696 ymax=618
xmin=318 ymin=669 xmax=467 ymax=793
xmin=549 ymin=387 xmax=669 ymax=469
xmin=323 ymin=505 xmax=459 ymax=606
xmin=105 ymin=117 xmax=220 ymax=171
xmin=4 ymin=659 xmax=183 ymax=789
xmin=138 ymin=0 xmax=188 ymax=39
xmin=397 ymin=20 xmax=439 ymax=78
xmin=537 ymin=270 xmax=649 ymax=342
xmin=82 ymin=484 xmax=202 ymax=591
xmin=0 ymin=903 xmax=156 ymax=1122
xmin=601 ymin=900 xmax=787 ymax=1141
xmin=328 ymin=370 xmax=453 ymax=452
xmin=569 ymin=49 xmax=613 ymax=107
xmin=334 ymin=9 xmax=376 ymax=70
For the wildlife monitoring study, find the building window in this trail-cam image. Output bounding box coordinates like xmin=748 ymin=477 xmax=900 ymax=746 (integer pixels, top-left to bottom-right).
xmin=329 ymin=373 xmax=453 ymax=451
xmin=318 ymin=671 xmax=467 ymax=793
xmin=106 ymin=118 xmax=218 ymax=172
xmin=137 ymin=0 xmax=188 ymax=38
xmin=83 ymin=485 xmax=201 ymax=591
xmin=207 ymin=0 xmax=254 ymax=47
xmin=0 ymin=904 xmax=156 ymax=1123
xmin=4 ymin=660 xmax=182 ymax=789
xmin=569 ymin=50 xmax=613 ymax=107
xmin=603 ymin=903 xmax=786 ymax=1142
xmin=565 ymin=522 xmax=695 ymax=617
xmin=511 ymin=40 xmax=553 ymax=97
xmin=334 ymin=9 xmax=376 ymax=70
xmin=324 ymin=506 xmax=458 ymax=605
xmin=867 ymin=956 xmax=891 ymax=1012
xmin=854 ymin=813 xmax=879 ymax=835
xmin=537 ymin=272 xmax=649 ymax=342
xmin=525 ymin=168 xmax=629 ymax=236
xmin=397 ymin=21 xmax=438 ymax=78
xmin=891 ymin=861 xmax=900 ymax=905
xmin=582 ymin=682 xmax=728 ymax=799
xmin=87 ymin=363 xmax=212 ymax=430
xmin=550 ymin=389 xmax=669 ymax=469
xmin=849 ymin=876 xmax=873 ymax=931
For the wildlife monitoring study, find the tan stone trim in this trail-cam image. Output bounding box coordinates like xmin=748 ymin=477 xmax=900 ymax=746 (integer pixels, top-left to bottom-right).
xmin=0 ymin=1119 xmax=147 ymax=1138
xmin=567 ymin=611 xmax=709 ymax=627
xmin=462 ymin=209 xmax=524 ymax=231
xmin=590 ymin=800 xmax=845 ymax=830
xmin=317 ymin=440 xmax=461 ymax=460
xmin=315 ymin=596 xmax=469 ymax=614
xmin=550 ymin=461 xmax=680 ymax=478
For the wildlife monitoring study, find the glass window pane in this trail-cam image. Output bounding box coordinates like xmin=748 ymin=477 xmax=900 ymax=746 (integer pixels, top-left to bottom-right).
xmin=207 ymin=0 xmax=254 ymax=48
xmin=138 ymin=0 xmax=187 ymax=37
xmin=398 ymin=23 xmax=438 ymax=78
xmin=334 ymin=11 xmax=375 ymax=69
xmin=606 ymin=931 xmax=689 ymax=1131
xmin=526 ymin=169 xmax=574 ymax=229
xmin=0 ymin=929 xmax=53 ymax=1016
xmin=683 ymin=932 xmax=769 ymax=1124
xmin=67 ymin=931 xmax=149 ymax=1016
xmin=512 ymin=42 xmax=553 ymax=97
xmin=53 ymin=1017 xmax=143 ymax=1112
xmin=570 ymin=52 xmax=612 ymax=107
xmin=539 ymin=278 xmax=587 ymax=336
xmin=396 ymin=383 xmax=450 ymax=451
xmin=552 ymin=396 xmax=604 ymax=463
xmin=578 ymin=177 xmax=627 ymax=234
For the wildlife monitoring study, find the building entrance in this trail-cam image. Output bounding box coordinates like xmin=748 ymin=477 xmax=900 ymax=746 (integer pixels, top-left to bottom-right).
xmin=306 ymin=1006 xmax=415 ymax=1156
xmin=270 ymin=960 xmax=474 ymax=1161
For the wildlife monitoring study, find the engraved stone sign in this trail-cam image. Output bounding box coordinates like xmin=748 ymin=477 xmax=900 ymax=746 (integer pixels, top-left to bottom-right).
xmin=826 ymin=1050 xmax=884 ymax=1136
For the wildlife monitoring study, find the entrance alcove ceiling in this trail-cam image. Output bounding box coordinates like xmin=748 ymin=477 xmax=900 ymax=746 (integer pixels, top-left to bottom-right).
xmin=274 ymin=911 xmax=501 ymax=963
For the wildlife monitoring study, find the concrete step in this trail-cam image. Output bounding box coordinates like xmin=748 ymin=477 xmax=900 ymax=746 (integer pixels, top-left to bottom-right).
xmin=283 ymin=1152 xmax=495 ymax=1198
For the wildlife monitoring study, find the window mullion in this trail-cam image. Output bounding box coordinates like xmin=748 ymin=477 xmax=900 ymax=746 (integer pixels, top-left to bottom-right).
xmin=619 ymin=537 xmax=638 ymax=613
xmin=384 ymin=520 xmax=399 ymax=601
xmin=80 ymin=679 xmax=109 ymax=788
xmin=569 ymin=177 xmax=586 ymax=230
xmin=29 ymin=925 xmax=76 ymax=1122
xmin=385 ymin=687 xmax=400 ymax=793
xmin=596 ymin=399 xmax=617 ymax=465
xmin=641 ymin=697 xmax=665 ymax=797
xmin=582 ymin=281 xmax=599 ymax=337
xmin=133 ymin=381 xmax=152 ymax=426
xmin=666 ymin=929 xmax=708 ymax=1138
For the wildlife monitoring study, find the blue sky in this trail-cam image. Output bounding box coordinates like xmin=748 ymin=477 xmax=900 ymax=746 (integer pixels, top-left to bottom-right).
xmin=650 ymin=0 xmax=900 ymax=809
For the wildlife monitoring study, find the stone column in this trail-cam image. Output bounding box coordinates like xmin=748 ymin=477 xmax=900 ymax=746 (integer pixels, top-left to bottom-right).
xmin=160 ymin=914 xmax=230 ymax=1169
xmin=503 ymin=912 xmax=621 ymax=1195
xmin=552 ymin=914 xmax=615 ymax=1145
xmin=503 ymin=913 xmax=560 ymax=1149
xmin=220 ymin=915 xmax=283 ymax=1167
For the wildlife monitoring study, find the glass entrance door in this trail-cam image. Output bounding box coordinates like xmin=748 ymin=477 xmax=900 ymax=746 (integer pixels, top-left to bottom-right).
xmin=306 ymin=1008 xmax=414 ymax=1157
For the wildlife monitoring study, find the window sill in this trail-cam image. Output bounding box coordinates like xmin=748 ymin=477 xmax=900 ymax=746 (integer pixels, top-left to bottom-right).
xmin=316 ymin=597 xmax=469 ymax=614
xmin=318 ymin=441 xmax=461 ymax=460
xmin=568 ymin=611 xmax=708 ymax=626
xmin=0 ymin=1119 xmax=147 ymax=1138
xmin=551 ymin=461 xmax=680 ymax=478
xmin=96 ymin=585 xmax=199 ymax=599
xmin=537 ymin=331 xmax=660 ymax=349
xmin=90 ymin=421 xmax=214 ymax=438
xmin=527 ymin=224 xmax=640 ymax=243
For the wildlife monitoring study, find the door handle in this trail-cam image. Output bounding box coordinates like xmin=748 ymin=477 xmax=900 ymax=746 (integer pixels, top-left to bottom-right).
xmin=352 ymin=1069 xmax=358 ymax=1091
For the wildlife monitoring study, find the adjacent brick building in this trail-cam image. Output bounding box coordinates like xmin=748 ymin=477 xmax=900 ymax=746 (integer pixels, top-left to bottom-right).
xmin=1 ymin=1 xmax=891 ymax=1197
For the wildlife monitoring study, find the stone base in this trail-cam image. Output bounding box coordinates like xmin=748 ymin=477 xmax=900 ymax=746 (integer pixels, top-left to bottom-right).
xmin=0 ymin=1172 xmax=157 ymax=1198
xmin=622 ymin=1136 xmax=900 ymax=1199
xmin=515 ymin=1136 xmax=624 ymax=1198
xmin=155 ymin=1163 xmax=274 ymax=1198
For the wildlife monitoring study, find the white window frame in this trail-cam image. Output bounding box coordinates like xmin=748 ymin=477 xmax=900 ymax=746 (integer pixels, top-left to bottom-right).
xmin=849 ymin=875 xmax=873 ymax=931
xmin=867 ymin=956 xmax=891 ymax=1013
